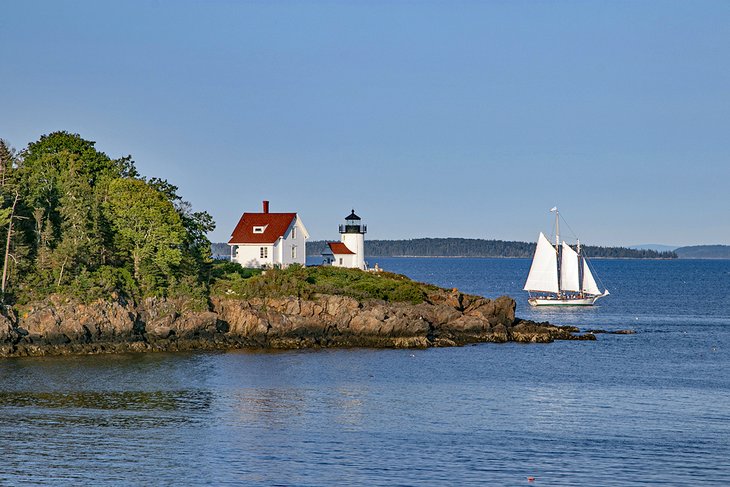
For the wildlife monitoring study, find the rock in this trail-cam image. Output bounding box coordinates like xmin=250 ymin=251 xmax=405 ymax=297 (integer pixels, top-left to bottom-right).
xmin=441 ymin=315 xmax=490 ymax=335
xmin=490 ymin=323 xmax=510 ymax=343
xmin=21 ymin=306 xmax=62 ymax=342
xmin=511 ymin=322 xmax=555 ymax=343
xmin=492 ymin=296 xmax=516 ymax=326
xmin=0 ymin=287 xmax=621 ymax=357
xmin=18 ymin=299 xmax=140 ymax=346
xmin=425 ymin=303 xmax=465 ymax=325
xmin=392 ymin=336 xmax=430 ymax=348
xmin=0 ymin=313 xmax=15 ymax=342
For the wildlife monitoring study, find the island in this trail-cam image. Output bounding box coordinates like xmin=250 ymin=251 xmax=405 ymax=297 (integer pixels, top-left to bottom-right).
xmin=1 ymin=265 xmax=600 ymax=358
xmin=674 ymin=245 xmax=730 ymax=259
xmin=0 ymin=132 xmax=600 ymax=358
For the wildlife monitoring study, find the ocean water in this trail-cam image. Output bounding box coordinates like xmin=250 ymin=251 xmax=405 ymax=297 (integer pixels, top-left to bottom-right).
xmin=1 ymin=258 xmax=729 ymax=486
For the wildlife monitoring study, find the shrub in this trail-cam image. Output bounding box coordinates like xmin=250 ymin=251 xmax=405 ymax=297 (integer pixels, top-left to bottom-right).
xmin=65 ymin=266 xmax=138 ymax=303
xmin=210 ymin=265 xmax=429 ymax=304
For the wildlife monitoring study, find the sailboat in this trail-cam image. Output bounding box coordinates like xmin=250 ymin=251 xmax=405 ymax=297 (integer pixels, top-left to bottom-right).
xmin=524 ymin=207 xmax=609 ymax=306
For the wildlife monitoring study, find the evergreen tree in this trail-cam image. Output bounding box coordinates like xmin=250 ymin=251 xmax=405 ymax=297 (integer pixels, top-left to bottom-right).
xmin=52 ymin=160 xmax=101 ymax=285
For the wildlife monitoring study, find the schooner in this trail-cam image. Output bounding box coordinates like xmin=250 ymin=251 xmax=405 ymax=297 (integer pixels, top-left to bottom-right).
xmin=524 ymin=207 xmax=609 ymax=306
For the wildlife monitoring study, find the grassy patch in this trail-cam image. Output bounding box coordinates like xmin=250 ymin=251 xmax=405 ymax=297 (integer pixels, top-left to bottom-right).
xmin=210 ymin=263 xmax=437 ymax=304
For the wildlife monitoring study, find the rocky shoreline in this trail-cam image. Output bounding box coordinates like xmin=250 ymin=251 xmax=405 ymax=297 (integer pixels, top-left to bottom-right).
xmin=0 ymin=290 xmax=606 ymax=358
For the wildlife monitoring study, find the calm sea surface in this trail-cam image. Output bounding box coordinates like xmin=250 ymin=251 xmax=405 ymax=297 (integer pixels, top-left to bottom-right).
xmin=1 ymin=258 xmax=729 ymax=486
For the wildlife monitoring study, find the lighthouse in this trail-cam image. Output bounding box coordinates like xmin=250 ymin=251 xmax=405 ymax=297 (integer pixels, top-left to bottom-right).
xmin=340 ymin=209 xmax=367 ymax=269
xmin=322 ymin=209 xmax=367 ymax=270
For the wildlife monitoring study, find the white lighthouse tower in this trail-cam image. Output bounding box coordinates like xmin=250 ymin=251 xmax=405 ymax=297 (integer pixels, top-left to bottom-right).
xmin=322 ymin=210 xmax=368 ymax=271
xmin=340 ymin=209 xmax=367 ymax=270
xmin=322 ymin=209 xmax=367 ymax=270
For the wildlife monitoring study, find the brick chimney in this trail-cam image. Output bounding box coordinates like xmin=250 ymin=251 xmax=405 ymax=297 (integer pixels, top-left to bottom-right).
xmin=262 ymin=200 xmax=269 ymax=213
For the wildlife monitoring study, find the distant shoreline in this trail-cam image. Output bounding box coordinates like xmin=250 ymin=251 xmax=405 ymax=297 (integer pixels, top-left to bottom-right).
xmin=213 ymin=241 xmax=730 ymax=261
xmin=214 ymin=238 xmax=679 ymax=260
xmin=364 ymin=255 xmax=683 ymax=260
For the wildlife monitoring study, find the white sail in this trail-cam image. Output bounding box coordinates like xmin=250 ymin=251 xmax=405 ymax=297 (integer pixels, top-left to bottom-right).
xmin=582 ymin=259 xmax=601 ymax=295
xmin=524 ymin=233 xmax=559 ymax=293
xmin=560 ymin=242 xmax=580 ymax=292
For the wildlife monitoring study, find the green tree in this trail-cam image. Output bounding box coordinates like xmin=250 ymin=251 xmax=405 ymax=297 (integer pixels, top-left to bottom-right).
xmin=105 ymin=178 xmax=186 ymax=294
xmin=0 ymin=140 xmax=25 ymax=299
xmin=146 ymin=177 xmax=215 ymax=282
xmin=51 ymin=159 xmax=101 ymax=285
xmin=18 ymin=132 xmax=125 ymax=245
xmin=0 ymin=139 xmax=15 ymax=187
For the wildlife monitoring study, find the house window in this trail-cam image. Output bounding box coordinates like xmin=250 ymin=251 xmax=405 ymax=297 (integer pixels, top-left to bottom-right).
xmin=260 ymin=247 xmax=268 ymax=259
xmin=291 ymin=226 xmax=297 ymax=239
xmin=339 ymin=258 xmax=343 ymax=265
xmin=291 ymin=245 xmax=297 ymax=259
xmin=253 ymin=226 xmax=266 ymax=234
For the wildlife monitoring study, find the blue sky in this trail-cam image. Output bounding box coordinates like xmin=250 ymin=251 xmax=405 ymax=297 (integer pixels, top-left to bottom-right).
xmin=2 ymin=0 xmax=728 ymax=246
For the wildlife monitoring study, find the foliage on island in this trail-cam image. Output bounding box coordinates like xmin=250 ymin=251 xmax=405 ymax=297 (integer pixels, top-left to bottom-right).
xmin=301 ymin=238 xmax=678 ymax=259
xmin=674 ymin=245 xmax=730 ymax=259
xmin=0 ymin=133 xmax=214 ymax=305
xmin=210 ymin=263 xmax=435 ymax=304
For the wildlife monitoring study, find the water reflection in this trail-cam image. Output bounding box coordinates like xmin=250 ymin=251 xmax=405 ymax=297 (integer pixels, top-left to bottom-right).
xmin=333 ymin=386 xmax=366 ymax=427
xmin=0 ymin=390 xmax=214 ymax=412
xmin=227 ymin=385 xmax=369 ymax=431
xmin=232 ymin=388 xmax=306 ymax=427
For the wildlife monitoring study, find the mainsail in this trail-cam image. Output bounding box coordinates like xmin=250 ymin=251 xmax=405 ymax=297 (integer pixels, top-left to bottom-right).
xmin=582 ymin=259 xmax=601 ymax=295
xmin=560 ymin=241 xmax=580 ymax=292
xmin=524 ymin=232 xmax=559 ymax=293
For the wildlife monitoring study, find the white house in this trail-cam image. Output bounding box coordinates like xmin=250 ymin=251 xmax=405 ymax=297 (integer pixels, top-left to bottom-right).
xmin=322 ymin=210 xmax=367 ymax=270
xmin=228 ymin=200 xmax=309 ymax=268
xmin=322 ymin=242 xmax=358 ymax=267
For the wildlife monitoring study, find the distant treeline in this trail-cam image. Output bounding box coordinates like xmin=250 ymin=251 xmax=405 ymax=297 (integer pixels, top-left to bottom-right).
xmin=674 ymin=245 xmax=730 ymax=259
xmin=211 ymin=242 xmax=230 ymax=258
xmin=301 ymin=238 xmax=678 ymax=259
xmin=214 ymin=240 xmax=730 ymax=260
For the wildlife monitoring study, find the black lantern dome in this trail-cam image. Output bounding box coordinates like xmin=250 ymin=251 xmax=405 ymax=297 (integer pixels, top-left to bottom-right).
xmin=339 ymin=209 xmax=367 ymax=234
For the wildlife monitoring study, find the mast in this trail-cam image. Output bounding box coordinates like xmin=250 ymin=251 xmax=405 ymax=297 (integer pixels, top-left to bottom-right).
xmin=551 ymin=207 xmax=560 ymax=295
xmin=577 ymin=239 xmax=582 ymax=297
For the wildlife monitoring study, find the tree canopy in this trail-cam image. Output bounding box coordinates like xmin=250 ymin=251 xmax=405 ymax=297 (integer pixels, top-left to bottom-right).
xmin=0 ymin=131 xmax=214 ymax=304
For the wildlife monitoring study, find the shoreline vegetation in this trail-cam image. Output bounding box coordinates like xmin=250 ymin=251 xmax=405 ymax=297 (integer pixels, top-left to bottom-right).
xmin=0 ymin=132 xmax=622 ymax=358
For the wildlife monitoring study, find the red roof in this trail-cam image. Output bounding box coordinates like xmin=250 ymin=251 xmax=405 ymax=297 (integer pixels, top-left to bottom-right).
xmin=328 ymin=242 xmax=355 ymax=255
xmin=229 ymin=212 xmax=297 ymax=244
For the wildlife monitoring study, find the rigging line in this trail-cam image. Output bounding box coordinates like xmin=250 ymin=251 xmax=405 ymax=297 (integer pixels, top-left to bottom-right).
xmin=558 ymin=213 xmax=580 ymax=243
